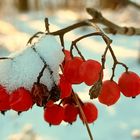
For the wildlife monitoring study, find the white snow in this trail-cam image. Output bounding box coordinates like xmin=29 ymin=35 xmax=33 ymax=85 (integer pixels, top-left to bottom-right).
xmin=0 ymin=34 xmax=64 ymax=92
xmin=0 ymin=59 xmax=13 ymax=89
xmin=34 ymin=34 xmax=64 ymax=83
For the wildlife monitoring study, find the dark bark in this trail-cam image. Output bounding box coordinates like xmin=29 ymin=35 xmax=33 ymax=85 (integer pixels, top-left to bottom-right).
xmin=99 ymin=0 xmax=129 ymax=9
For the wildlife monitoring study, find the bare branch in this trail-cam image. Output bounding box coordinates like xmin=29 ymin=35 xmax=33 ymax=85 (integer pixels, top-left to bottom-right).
xmin=86 ymin=8 xmax=140 ymax=35
xmin=0 ymin=57 xmax=13 ymax=60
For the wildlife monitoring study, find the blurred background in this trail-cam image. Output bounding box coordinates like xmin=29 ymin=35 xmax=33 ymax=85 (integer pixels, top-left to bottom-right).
xmin=0 ymin=0 xmax=140 ymax=140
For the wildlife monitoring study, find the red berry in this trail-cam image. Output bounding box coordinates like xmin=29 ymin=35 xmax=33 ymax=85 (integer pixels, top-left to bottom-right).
xmin=139 ymin=76 xmax=140 ymax=93
xmin=10 ymin=87 xmax=33 ymax=112
xmin=59 ymin=75 xmax=72 ymax=99
xmin=46 ymin=100 xmax=54 ymax=107
xmin=63 ymin=104 xmax=78 ymax=123
xmin=44 ymin=104 xmax=64 ymax=125
xmin=79 ymin=59 xmax=101 ymax=86
xmin=79 ymin=102 xmax=98 ymax=123
xmin=64 ymin=50 xmax=72 ymax=63
xmin=64 ymin=57 xmax=83 ymax=84
xmin=98 ymin=80 xmax=120 ymax=106
xmin=118 ymin=71 xmax=140 ymax=97
xmin=0 ymin=85 xmax=10 ymax=111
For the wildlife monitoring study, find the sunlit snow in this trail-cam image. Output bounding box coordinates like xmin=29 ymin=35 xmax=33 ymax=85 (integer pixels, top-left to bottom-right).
xmin=0 ymin=34 xmax=64 ymax=92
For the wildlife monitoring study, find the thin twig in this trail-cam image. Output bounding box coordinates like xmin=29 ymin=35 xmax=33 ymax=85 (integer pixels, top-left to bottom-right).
xmin=44 ymin=18 xmax=50 ymax=33
xmin=87 ymin=21 xmax=129 ymax=80
xmin=0 ymin=57 xmax=13 ymax=60
xmin=31 ymin=47 xmax=54 ymax=84
xmin=27 ymin=31 xmax=44 ymax=45
xmin=36 ymin=64 xmax=47 ymax=84
xmin=59 ymin=34 xmax=65 ymax=51
xmin=70 ymin=32 xmax=103 ymax=61
xmin=73 ymin=92 xmax=94 ymax=140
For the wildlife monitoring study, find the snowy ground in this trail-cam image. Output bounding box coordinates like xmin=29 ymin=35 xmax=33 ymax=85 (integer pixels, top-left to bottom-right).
xmin=0 ymin=8 xmax=140 ymax=140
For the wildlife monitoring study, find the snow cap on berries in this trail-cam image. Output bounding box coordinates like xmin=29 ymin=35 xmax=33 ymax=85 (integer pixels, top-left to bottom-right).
xmin=0 ymin=34 xmax=64 ymax=92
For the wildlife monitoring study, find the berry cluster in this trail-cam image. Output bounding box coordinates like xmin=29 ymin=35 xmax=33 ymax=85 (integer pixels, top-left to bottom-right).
xmin=98 ymin=71 xmax=140 ymax=106
xmin=0 ymin=17 xmax=139 ymax=140
xmin=44 ymin=49 xmax=140 ymax=125
xmin=63 ymin=50 xmax=101 ymax=86
xmin=44 ymin=99 xmax=98 ymax=125
xmin=0 ymin=86 xmax=33 ymax=114
xmin=0 ymin=48 xmax=140 ymax=126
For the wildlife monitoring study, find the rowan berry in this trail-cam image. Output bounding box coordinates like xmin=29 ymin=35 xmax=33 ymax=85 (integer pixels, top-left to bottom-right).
xmin=44 ymin=104 xmax=64 ymax=125
xmin=118 ymin=71 xmax=140 ymax=97
xmin=63 ymin=57 xmax=83 ymax=84
xmin=79 ymin=59 xmax=101 ymax=86
xmin=79 ymin=102 xmax=98 ymax=123
xmin=10 ymin=87 xmax=33 ymax=112
xmin=63 ymin=104 xmax=78 ymax=123
xmin=98 ymin=80 xmax=120 ymax=106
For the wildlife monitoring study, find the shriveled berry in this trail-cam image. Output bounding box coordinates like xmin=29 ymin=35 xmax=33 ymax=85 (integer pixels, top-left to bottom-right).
xmin=0 ymin=85 xmax=10 ymax=111
xmin=118 ymin=71 xmax=140 ymax=97
xmin=62 ymin=96 xmax=76 ymax=106
xmin=98 ymin=80 xmax=120 ymax=106
xmin=79 ymin=59 xmax=101 ymax=86
xmin=63 ymin=104 xmax=78 ymax=123
xmin=44 ymin=104 xmax=64 ymax=125
xmin=64 ymin=57 xmax=83 ymax=84
xmin=31 ymin=82 xmax=49 ymax=107
xmin=10 ymin=87 xmax=33 ymax=112
xmin=79 ymin=102 xmax=98 ymax=123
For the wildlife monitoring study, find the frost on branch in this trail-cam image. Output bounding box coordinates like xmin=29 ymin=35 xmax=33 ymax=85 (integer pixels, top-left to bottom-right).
xmin=0 ymin=34 xmax=64 ymax=92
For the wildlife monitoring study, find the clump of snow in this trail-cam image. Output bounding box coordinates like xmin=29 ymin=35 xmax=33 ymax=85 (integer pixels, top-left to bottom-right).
xmin=0 ymin=34 xmax=64 ymax=92
xmin=34 ymin=34 xmax=64 ymax=83
xmin=0 ymin=59 xmax=13 ymax=88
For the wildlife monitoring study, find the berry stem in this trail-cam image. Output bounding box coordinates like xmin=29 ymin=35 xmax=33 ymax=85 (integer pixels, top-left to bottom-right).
xmin=87 ymin=21 xmax=129 ymax=81
xmin=59 ymin=34 xmax=65 ymax=51
xmin=117 ymin=62 xmax=129 ymax=72
xmin=70 ymin=32 xmax=102 ymax=61
xmin=72 ymin=92 xmax=94 ymax=140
